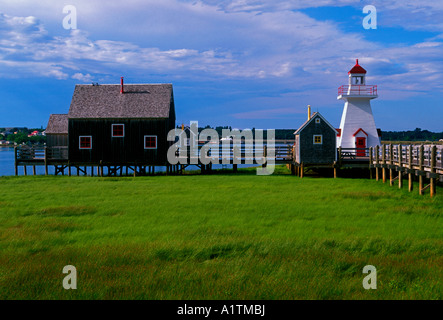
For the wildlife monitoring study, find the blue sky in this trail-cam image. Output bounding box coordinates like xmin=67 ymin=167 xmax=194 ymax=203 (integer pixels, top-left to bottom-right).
xmin=0 ymin=0 xmax=442 ymax=131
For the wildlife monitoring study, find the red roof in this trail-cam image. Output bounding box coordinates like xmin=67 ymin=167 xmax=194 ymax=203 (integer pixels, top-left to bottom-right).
xmin=353 ymin=128 xmax=368 ymax=136
xmin=348 ymin=59 xmax=367 ymax=74
xmin=336 ymin=128 xmax=341 ymax=137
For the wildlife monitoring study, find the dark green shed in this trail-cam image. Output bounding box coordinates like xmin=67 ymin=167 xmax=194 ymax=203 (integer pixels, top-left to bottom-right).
xmin=294 ymin=112 xmax=337 ymax=165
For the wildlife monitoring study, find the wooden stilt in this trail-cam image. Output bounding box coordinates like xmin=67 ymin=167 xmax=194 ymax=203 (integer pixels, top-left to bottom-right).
xmin=419 ymin=145 xmax=424 ymax=195
xmin=14 ymin=147 xmax=18 ymax=176
xmin=408 ymin=145 xmax=413 ymax=192
xmin=430 ymin=146 xmax=436 ymax=198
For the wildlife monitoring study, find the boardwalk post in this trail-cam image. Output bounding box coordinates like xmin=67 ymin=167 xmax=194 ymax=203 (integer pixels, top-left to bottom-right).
xmin=14 ymin=146 xmax=18 ymax=176
xmin=430 ymin=145 xmax=436 ymax=198
xmin=333 ymin=162 xmax=337 ymax=178
xmin=44 ymin=146 xmax=48 ymax=176
xmin=369 ymin=147 xmax=373 ymax=179
xmin=338 ymin=146 xmax=342 ymax=167
xmin=375 ymin=145 xmax=379 ymax=181
xmin=398 ymin=144 xmax=403 ymax=189
xmin=389 ymin=143 xmax=394 ymax=186
xmin=408 ymin=145 xmax=413 ymax=192
xmin=382 ymin=144 xmax=386 ymax=183
xmin=419 ymin=145 xmax=424 ymax=195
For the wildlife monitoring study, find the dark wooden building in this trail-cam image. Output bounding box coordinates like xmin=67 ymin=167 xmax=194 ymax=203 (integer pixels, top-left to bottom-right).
xmin=294 ymin=112 xmax=337 ymax=165
xmin=66 ymin=80 xmax=176 ymax=166
xmin=46 ymin=114 xmax=68 ymax=148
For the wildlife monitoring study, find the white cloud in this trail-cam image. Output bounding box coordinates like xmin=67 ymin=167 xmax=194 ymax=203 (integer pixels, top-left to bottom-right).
xmin=71 ymin=72 xmax=93 ymax=82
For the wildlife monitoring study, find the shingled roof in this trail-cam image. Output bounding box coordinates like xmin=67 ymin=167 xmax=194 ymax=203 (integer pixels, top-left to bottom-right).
xmin=68 ymin=84 xmax=173 ymax=119
xmin=46 ymin=114 xmax=68 ymax=134
xmin=294 ymin=112 xmax=337 ymax=135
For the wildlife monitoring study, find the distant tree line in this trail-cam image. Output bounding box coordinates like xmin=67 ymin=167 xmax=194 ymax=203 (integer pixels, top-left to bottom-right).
xmin=190 ymin=126 xmax=443 ymax=141
xmin=0 ymin=127 xmax=46 ymax=144
xmin=380 ymin=128 xmax=443 ymax=142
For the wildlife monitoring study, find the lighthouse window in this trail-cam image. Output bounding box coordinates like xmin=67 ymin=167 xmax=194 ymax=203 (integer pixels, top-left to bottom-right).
xmin=353 ymin=76 xmax=364 ymax=85
xmin=313 ymin=135 xmax=322 ymax=145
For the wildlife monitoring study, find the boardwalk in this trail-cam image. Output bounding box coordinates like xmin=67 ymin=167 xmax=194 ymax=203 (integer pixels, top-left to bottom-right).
xmin=14 ymin=143 xmax=442 ymax=197
xmin=369 ymin=144 xmax=443 ymax=197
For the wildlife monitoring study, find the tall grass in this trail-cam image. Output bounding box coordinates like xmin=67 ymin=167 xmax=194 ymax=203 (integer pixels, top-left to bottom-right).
xmin=0 ymin=167 xmax=441 ymax=299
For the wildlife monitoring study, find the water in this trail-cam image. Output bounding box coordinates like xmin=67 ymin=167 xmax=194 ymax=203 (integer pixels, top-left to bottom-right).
xmin=0 ymin=147 xmax=15 ymax=176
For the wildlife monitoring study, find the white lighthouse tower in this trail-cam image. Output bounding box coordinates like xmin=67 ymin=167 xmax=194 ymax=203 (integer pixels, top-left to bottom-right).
xmin=337 ymin=59 xmax=380 ymax=155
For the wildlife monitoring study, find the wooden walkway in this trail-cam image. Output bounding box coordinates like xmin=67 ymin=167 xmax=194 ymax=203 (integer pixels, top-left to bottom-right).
xmin=369 ymin=144 xmax=442 ymax=197
xmin=14 ymin=144 xmax=294 ymax=176
xmin=13 ymin=143 xmax=442 ymax=197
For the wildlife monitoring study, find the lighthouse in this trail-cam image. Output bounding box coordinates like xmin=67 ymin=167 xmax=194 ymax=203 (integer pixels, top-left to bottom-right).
xmin=337 ymin=59 xmax=380 ymax=155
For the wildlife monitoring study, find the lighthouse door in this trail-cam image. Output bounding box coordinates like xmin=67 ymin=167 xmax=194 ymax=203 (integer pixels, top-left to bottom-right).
xmin=356 ymin=137 xmax=366 ymax=156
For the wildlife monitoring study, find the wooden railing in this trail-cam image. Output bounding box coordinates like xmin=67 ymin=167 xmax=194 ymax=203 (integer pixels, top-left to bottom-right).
xmin=370 ymin=144 xmax=443 ymax=171
xmin=369 ymin=144 xmax=442 ymax=197
xmin=176 ymin=144 xmax=294 ymax=163
xmin=46 ymin=146 xmax=69 ymax=160
xmin=16 ymin=145 xmax=68 ymax=161
xmin=338 ymin=147 xmax=370 ymax=160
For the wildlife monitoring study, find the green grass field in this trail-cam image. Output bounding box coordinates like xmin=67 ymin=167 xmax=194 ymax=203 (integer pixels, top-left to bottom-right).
xmin=0 ymin=166 xmax=441 ymax=299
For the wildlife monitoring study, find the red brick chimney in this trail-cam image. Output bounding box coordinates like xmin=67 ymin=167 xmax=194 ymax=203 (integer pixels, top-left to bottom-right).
xmin=120 ymin=77 xmax=124 ymax=94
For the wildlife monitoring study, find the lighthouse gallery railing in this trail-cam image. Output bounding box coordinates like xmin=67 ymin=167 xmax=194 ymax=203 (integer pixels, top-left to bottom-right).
xmin=338 ymin=85 xmax=377 ymax=96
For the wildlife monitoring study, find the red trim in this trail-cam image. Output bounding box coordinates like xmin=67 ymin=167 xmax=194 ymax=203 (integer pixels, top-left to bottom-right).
xmin=336 ymin=128 xmax=341 ymax=137
xmin=353 ymin=128 xmax=368 ymax=137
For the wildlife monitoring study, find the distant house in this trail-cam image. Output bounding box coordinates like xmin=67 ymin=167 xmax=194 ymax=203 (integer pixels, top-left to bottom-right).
xmin=27 ymin=130 xmax=41 ymax=137
xmin=56 ymin=79 xmax=176 ymax=166
xmin=294 ymin=112 xmax=337 ymax=165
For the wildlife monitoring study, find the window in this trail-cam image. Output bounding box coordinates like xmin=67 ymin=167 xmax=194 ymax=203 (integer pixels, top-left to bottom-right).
xmin=352 ymin=76 xmax=364 ymax=85
xmin=313 ymin=135 xmax=322 ymax=145
xmin=144 ymin=135 xmax=157 ymax=149
xmin=315 ymin=118 xmax=321 ymax=124
xmin=112 ymin=124 xmax=124 ymax=137
xmin=79 ymin=136 xmax=92 ymax=149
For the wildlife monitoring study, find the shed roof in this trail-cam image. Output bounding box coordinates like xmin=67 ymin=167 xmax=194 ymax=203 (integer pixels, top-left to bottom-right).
xmin=68 ymin=84 xmax=173 ymax=119
xmin=46 ymin=114 xmax=68 ymax=134
xmin=294 ymin=112 xmax=338 ymax=135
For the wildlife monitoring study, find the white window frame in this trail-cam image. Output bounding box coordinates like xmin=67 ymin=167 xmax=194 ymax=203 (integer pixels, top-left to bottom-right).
xmin=315 ymin=118 xmax=321 ymax=124
xmin=111 ymin=124 xmax=125 ymax=137
xmin=144 ymin=135 xmax=157 ymax=149
xmin=79 ymin=136 xmax=92 ymax=149
xmin=313 ymin=135 xmax=323 ymax=145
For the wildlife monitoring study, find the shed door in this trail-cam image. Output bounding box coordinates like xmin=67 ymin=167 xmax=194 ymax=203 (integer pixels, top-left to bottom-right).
xmin=356 ymin=137 xmax=366 ymax=156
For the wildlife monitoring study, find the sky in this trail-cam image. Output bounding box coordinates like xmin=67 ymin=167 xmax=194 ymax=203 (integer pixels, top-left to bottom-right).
xmin=0 ymin=0 xmax=442 ymax=131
